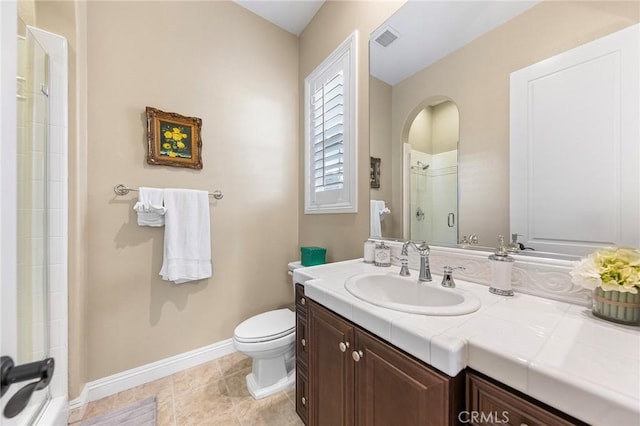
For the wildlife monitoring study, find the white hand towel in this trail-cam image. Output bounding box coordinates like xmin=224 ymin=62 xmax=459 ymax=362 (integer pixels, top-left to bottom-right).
xmin=370 ymin=200 xmax=386 ymax=238
xmin=379 ymin=207 xmax=391 ymax=222
xmin=159 ymin=188 xmax=212 ymax=284
xmin=133 ymin=187 xmax=166 ymax=227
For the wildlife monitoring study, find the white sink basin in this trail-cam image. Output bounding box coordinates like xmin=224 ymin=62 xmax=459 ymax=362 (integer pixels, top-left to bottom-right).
xmin=344 ymin=272 xmax=481 ymax=315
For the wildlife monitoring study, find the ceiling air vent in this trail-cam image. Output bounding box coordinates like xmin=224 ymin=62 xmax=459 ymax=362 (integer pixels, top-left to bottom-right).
xmin=374 ymin=26 xmax=399 ymax=48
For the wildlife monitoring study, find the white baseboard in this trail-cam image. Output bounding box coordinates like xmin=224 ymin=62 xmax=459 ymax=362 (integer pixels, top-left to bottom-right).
xmin=68 ymin=339 xmax=235 ymax=412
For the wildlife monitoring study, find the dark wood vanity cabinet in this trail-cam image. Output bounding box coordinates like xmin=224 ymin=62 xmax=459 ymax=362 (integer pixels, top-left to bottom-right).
xmin=304 ymin=299 xmax=463 ymax=426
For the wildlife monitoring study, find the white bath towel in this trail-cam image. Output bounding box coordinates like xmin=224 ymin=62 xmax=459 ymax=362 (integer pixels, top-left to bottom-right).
xmin=133 ymin=187 xmax=166 ymax=227
xmin=159 ymin=189 xmax=212 ymax=284
xmin=370 ymin=200 xmax=387 ymax=238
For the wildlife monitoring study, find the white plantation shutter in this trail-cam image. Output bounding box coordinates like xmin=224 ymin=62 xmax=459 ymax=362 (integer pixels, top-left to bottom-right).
xmin=312 ymin=70 xmax=344 ymax=192
xmin=305 ymin=32 xmax=357 ymax=214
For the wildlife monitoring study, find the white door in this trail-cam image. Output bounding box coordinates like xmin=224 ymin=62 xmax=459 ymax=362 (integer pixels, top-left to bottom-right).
xmin=510 ymin=23 xmax=640 ymax=256
xmin=1 ymin=2 xmax=52 ymax=424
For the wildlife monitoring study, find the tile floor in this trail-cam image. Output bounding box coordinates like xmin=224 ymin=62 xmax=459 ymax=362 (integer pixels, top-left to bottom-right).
xmin=69 ymin=352 xmax=303 ymax=426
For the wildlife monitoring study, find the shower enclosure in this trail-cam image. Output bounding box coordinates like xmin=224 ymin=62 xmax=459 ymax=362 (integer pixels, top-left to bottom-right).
xmin=408 ymin=148 xmax=458 ymax=245
xmin=1 ymin=3 xmax=68 ymax=424
xmin=10 ymin=22 xmax=52 ymax=424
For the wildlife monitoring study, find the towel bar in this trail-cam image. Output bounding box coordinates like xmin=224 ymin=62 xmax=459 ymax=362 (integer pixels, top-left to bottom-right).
xmin=113 ymin=184 xmax=223 ymax=200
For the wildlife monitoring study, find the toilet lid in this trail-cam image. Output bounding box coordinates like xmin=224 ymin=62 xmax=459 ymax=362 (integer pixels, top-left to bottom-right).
xmin=234 ymin=308 xmax=295 ymax=343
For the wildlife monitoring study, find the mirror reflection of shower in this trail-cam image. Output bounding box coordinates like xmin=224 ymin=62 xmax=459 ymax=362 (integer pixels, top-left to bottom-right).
xmin=411 ymin=161 xmax=430 ymax=171
xmin=406 ymin=99 xmax=459 ymax=246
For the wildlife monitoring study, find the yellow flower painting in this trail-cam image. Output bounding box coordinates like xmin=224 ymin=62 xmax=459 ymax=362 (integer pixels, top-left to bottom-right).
xmin=159 ymin=121 xmax=192 ymax=159
xmin=146 ymin=106 xmax=203 ymax=170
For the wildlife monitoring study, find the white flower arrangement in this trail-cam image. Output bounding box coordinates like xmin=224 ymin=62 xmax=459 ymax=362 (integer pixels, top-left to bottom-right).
xmin=570 ymin=247 xmax=640 ymax=294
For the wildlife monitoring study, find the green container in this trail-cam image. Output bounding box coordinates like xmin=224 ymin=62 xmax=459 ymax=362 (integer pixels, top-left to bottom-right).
xmin=301 ymin=246 xmax=327 ymax=266
xmin=592 ymin=287 xmax=640 ymax=326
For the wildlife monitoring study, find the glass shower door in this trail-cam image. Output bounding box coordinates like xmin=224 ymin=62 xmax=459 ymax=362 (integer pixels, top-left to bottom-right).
xmin=6 ymin=22 xmax=52 ymax=425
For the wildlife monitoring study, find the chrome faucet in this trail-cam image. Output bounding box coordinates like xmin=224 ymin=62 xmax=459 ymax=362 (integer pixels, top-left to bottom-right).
xmin=399 ymin=241 xmax=432 ymax=282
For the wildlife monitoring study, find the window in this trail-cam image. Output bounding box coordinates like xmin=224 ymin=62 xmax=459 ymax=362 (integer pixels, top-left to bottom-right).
xmin=304 ymin=32 xmax=357 ymax=214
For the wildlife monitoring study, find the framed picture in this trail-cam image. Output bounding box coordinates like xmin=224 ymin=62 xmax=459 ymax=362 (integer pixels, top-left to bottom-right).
xmin=370 ymin=157 xmax=381 ymax=188
xmin=146 ymin=106 xmax=203 ymax=169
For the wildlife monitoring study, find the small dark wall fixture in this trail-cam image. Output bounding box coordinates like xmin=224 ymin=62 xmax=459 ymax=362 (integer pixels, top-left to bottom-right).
xmin=146 ymin=106 xmax=203 ymax=169
xmin=370 ymin=157 xmax=381 ymax=188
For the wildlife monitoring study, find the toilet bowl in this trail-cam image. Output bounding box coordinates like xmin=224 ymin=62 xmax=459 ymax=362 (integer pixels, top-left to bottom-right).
xmin=232 ymin=262 xmax=301 ymax=399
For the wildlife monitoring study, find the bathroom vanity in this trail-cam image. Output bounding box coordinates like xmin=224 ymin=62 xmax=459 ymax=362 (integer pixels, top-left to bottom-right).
xmin=293 ymin=259 xmax=639 ymax=426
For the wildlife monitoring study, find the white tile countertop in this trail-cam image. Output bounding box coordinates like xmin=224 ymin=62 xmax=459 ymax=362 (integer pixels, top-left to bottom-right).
xmin=293 ymin=259 xmax=640 ymax=426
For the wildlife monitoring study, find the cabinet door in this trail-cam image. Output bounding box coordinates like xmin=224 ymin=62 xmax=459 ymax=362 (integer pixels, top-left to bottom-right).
xmin=296 ymin=311 xmax=309 ymax=369
xmin=355 ymin=330 xmax=452 ymax=426
xmin=466 ymin=372 xmax=583 ymax=426
xmin=296 ymin=366 xmax=310 ymax=425
xmin=309 ymin=301 xmax=355 ymax=426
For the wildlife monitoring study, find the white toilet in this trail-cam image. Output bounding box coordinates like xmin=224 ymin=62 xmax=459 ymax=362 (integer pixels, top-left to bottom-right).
xmin=232 ymin=262 xmax=301 ymax=399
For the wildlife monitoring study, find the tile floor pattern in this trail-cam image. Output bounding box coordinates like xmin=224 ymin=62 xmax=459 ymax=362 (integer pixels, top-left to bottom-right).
xmin=69 ymin=352 xmax=303 ymax=426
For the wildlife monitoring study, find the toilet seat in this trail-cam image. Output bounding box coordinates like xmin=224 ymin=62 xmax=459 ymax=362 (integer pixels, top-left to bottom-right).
xmin=234 ymin=308 xmax=295 ymax=343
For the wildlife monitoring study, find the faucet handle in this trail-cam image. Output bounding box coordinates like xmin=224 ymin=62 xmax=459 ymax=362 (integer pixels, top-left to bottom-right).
xmin=507 ymin=233 xmax=524 ymax=253
xmin=442 ymin=266 xmax=465 ymax=288
xmin=416 ymin=241 xmax=430 ymax=255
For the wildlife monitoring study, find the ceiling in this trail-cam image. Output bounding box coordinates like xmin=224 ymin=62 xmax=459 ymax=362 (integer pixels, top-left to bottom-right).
xmin=370 ymin=0 xmax=540 ymax=85
xmin=233 ymin=0 xmax=325 ymax=36
xmin=233 ymin=0 xmax=541 ymax=86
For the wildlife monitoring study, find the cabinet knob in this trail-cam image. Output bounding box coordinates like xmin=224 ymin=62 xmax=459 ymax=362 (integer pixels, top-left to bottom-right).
xmin=352 ymin=350 xmax=364 ymax=362
xmin=301 ymin=338 xmax=306 ymax=347
xmin=300 ymin=297 xmax=306 ymax=305
xmin=301 ymin=396 xmax=306 ymax=406
xmin=338 ymin=342 xmax=350 ymax=352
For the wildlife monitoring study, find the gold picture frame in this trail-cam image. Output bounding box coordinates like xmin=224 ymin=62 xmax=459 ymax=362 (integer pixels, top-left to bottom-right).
xmin=146 ymin=106 xmax=203 ymax=169
xmin=370 ymin=157 xmax=381 ymax=188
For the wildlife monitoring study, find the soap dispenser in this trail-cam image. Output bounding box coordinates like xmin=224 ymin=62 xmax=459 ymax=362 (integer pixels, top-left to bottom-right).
xmin=488 ymin=235 xmax=514 ymax=296
xmin=374 ymin=242 xmax=391 ymax=267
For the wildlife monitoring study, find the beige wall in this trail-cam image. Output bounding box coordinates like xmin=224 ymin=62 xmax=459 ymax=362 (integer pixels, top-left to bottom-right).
xmin=390 ymin=0 xmax=640 ymax=247
xmin=408 ymin=108 xmax=432 ymax=154
xmin=407 ymin=101 xmax=459 ymax=155
xmin=431 ymin=101 xmax=458 ymax=154
xmin=82 ymin=1 xmax=299 ymax=384
xmin=369 ymin=76 xmax=392 ymax=237
xmin=299 ymin=0 xmax=405 ymax=259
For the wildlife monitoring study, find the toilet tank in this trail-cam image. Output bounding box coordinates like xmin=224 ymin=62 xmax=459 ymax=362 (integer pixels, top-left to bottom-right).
xmin=287 ymin=261 xmax=303 ymax=292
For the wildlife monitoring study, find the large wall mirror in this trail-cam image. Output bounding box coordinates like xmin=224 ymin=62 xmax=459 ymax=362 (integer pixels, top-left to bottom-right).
xmin=369 ymin=0 xmax=640 ymax=257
